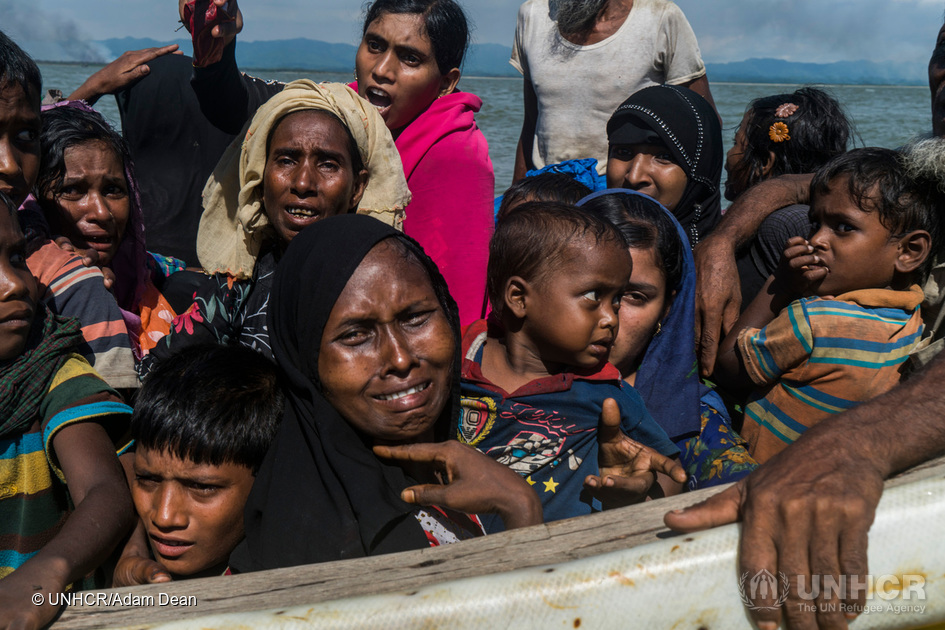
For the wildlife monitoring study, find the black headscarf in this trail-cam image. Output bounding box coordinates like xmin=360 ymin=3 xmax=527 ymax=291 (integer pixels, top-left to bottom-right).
xmin=229 ymin=214 xmax=461 ymax=572
xmin=606 ymin=85 xmax=723 ymax=248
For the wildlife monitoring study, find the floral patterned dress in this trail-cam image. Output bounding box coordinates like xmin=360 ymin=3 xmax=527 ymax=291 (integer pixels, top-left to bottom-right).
xmin=138 ymin=250 xmax=277 ymax=378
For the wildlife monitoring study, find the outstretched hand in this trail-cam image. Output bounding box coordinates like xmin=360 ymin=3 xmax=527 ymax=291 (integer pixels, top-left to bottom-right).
xmin=374 ymin=441 xmax=543 ymax=530
xmin=583 ymin=398 xmax=687 ymax=508
xmin=694 ymin=235 xmax=742 ymax=377
xmin=113 ymin=555 xmax=172 ymax=587
xmin=67 ymin=45 xmax=182 ymax=105
xmin=664 ymin=435 xmax=882 ymax=630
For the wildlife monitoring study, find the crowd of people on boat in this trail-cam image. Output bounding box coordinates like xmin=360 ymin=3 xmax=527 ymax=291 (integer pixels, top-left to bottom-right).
xmin=2 ymin=0 xmax=945 ymax=627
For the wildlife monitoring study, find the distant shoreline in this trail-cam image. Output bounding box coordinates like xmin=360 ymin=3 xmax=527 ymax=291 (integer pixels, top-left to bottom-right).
xmin=34 ymin=60 xmax=927 ymax=88
xmin=711 ymin=81 xmax=926 ymax=89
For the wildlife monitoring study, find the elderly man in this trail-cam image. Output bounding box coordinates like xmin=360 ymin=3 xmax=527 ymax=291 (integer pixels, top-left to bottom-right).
xmin=512 ymin=0 xmax=716 ymax=180
xmin=669 ymin=19 xmax=945 ymax=630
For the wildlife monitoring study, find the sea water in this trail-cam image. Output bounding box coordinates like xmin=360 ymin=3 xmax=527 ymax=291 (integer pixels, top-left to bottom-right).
xmin=38 ymin=63 xmax=932 ymax=198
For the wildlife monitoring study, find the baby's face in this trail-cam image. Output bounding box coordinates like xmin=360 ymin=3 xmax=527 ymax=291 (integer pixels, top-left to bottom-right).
xmin=522 ymin=236 xmax=631 ymax=371
xmin=806 ymin=177 xmax=902 ymax=297
xmin=132 ymin=447 xmax=255 ymax=578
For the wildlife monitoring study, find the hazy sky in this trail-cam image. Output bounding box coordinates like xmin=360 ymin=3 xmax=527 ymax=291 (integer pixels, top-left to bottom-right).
xmin=3 ymin=0 xmax=944 ymax=66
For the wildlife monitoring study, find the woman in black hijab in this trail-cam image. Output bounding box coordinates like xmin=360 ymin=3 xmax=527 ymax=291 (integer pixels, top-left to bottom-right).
xmin=605 ymin=85 xmax=723 ymax=248
xmin=229 ymin=214 xmax=540 ymax=572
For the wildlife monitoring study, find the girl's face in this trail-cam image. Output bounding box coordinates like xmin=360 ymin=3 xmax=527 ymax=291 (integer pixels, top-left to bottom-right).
xmin=355 ymin=12 xmax=458 ymax=135
xmin=262 ymin=110 xmax=367 ymax=247
xmin=606 ymin=143 xmax=688 ymax=212
xmin=609 ymin=245 xmax=671 ymax=381
xmin=46 ymin=139 xmax=130 ymax=267
xmin=318 ymin=240 xmax=455 ymax=445
xmin=724 ymin=112 xmax=752 ymax=202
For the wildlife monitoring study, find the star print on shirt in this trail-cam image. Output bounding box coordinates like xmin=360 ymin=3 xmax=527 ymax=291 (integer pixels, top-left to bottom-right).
xmin=526 ymin=476 xmax=536 ymax=486
xmin=543 ymin=477 xmax=559 ymax=493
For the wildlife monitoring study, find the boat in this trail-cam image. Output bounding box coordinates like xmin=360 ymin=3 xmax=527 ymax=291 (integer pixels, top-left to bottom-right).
xmin=50 ymin=455 xmax=945 ymax=629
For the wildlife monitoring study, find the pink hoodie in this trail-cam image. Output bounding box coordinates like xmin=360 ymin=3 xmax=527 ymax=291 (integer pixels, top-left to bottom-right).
xmin=351 ymin=84 xmax=495 ymax=324
xmin=398 ymin=91 xmax=494 ymax=324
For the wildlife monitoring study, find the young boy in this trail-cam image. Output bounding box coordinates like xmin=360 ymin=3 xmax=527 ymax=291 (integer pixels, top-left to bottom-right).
xmin=457 ymin=202 xmax=685 ymax=526
xmin=716 ymin=147 xmax=939 ymax=463
xmin=115 ymin=344 xmax=282 ymax=584
xmin=0 ymin=191 xmax=133 ymax=628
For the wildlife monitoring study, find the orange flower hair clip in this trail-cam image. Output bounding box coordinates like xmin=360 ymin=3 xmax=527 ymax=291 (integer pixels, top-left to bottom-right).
xmin=769 ymin=121 xmax=790 ymax=143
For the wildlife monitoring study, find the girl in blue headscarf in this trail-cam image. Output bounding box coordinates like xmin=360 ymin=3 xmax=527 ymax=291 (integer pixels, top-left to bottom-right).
xmin=580 ymin=189 xmax=757 ymax=489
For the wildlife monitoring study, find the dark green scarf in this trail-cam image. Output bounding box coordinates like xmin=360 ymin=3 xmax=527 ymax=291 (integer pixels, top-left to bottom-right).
xmin=0 ymin=305 xmax=83 ymax=438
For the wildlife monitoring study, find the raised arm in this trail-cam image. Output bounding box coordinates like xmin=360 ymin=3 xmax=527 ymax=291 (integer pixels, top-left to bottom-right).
xmin=695 ymin=173 xmax=812 ymax=376
xmin=181 ymin=0 xmax=284 ymax=135
xmin=67 ymin=45 xmax=183 ymax=105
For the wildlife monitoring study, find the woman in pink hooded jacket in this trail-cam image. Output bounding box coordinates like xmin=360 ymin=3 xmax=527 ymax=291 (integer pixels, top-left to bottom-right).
xmin=188 ymin=0 xmax=494 ymax=323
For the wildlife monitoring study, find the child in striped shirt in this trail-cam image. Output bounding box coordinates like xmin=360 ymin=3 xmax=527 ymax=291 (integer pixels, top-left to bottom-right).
xmin=715 ymin=148 xmax=941 ymax=463
xmin=0 ymin=191 xmax=133 ymax=628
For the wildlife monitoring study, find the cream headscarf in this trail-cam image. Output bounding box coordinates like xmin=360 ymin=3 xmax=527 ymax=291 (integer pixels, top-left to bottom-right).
xmin=197 ymin=80 xmax=411 ymax=277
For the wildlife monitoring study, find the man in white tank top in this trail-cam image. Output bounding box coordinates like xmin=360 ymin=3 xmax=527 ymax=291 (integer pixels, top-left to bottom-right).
xmin=511 ymin=0 xmax=716 ymax=178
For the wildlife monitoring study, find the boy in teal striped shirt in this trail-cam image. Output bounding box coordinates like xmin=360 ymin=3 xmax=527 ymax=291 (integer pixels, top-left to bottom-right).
xmin=715 ymin=148 xmax=940 ymax=463
xmin=0 ymin=190 xmax=133 ymax=626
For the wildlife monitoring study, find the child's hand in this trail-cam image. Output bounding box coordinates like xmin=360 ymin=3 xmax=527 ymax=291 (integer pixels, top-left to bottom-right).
xmin=584 ymin=398 xmax=688 ymax=509
xmin=113 ymin=555 xmax=172 ymax=587
xmin=0 ymin=560 xmax=66 ymax=630
xmin=773 ymin=236 xmax=829 ymax=298
xmin=374 ymin=441 xmax=543 ymax=530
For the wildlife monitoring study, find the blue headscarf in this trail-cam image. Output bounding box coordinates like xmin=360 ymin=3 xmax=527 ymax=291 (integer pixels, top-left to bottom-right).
xmin=492 ymin=158 xmax=607 ymax=218
xmin=578 ymin=189 xmax=702 ymax=441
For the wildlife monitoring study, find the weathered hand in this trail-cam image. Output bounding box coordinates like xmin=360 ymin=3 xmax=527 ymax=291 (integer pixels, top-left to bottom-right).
xmin=694 ymin=235 xmax=742 ymax=377
xmin=374 ymin=441 xmax=543 ymax=530
xmin=113 ymin=555 xmax=172 ymax=587
xmin=583 ymin=398 xmax=687 ymax=508
xmin=665 ymin=433 xmax=882 ymax=630
xmin=67 ymin=45 xmax=182 ymax=104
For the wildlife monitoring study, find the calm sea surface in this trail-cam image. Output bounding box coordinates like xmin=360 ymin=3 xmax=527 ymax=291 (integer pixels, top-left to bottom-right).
xmin=39 ymin=62 xmax=932 ymax=200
